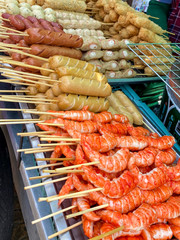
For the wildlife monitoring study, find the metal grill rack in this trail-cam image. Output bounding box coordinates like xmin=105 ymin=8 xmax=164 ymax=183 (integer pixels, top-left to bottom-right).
xmin=127 ymin=43 xmax=180 ymax=100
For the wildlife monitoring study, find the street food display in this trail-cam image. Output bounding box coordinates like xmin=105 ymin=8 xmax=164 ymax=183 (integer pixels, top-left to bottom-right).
xmin=0 ymin=1 xmax=179 ymax=238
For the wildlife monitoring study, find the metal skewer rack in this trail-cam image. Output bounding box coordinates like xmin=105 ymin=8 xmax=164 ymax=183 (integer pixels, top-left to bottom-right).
xmin=127 ymin=42 xmax=180 ymax=100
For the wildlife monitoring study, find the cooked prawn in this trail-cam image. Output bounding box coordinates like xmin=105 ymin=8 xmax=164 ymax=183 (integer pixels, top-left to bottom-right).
xmin=100 ymin=222 xmax=142 ymax=240
xmin=152 ymin=196 xmax=180 ymax=219
xmin=142 ymin=184 xmax=173 ymax=205
xmin=100 ymin=222 xmax=126 ymax=240
xmin=98 ymin=122 xmax=128 ymax=135
xmin=112 ymin=114 xmax=129 ymax=123
xmin=77 ymin=197 xmax=100 ymax=222
xmin=82 ymin=215 xmax=94 ymax=238
xmin=155 ymin=149 xmax=176 ymax=167
xmin=169 ymin=225 xmax=180 ymax=240
xmin=141 ymin=228 xmax=153 ymax=240
xmin=149 ymin=132 xmax=159 ymax=138
xmin=93 ymin=221 xmax=103 ymax=237
xmin=43 ymin=118 xmax=98 ymax=134
xmin=66 ymin=129 xmax=83 ymax=139
xmin=48 ymin=109 xmax=95 ymax=121
xmin=138 ymin=166 xmax=153 ymax=174
xmin=90 ymin=185 xmax=142 ymax=213
xmin=81 ymin=133 xmax=117 ymax=152
xmin=60 ymin=145 xmax=75 ymax=166
xmin=116 ymin=237 xmax=143 ymax=240
xmin=93 ymin=111 xmax=113 ymax=123
xmin=169 ymin=180 xmax=180 ymax=194
xmin=36 ymin=123 xmax=65 ymax=135
xmin=168 ymin=216 xmax=180 ymax=227
xmin=43 ymin=118 xmax=65 ymax=129
xmin=128 ymin=147 xmax=159 ymax=170
xmin=71 ymin=198 xmax=78 ymax=215
xmin=87 ymin=184 xmax=172 ymax=213
xmin=60 ymin=145 xmax=75 ymax=159
xmin=116 ymin=136 xmax=149 ymax=151
xmin=64 ymin=120 xmax=98 ymax=133
xmin=50 ymin=145 xmax=62 ymax=167
xmin=72 ymin=173 xmax=90 ymax=195
xmin=149 ymin=223 xmax=173 ymax=239
xmin=131 ymin=166 xmax=168 ymax=190
xmin=165 ymin=163 xmax=180 ymax=181
xmin=148 ymin=136 xmax=175 ymax=150
xmin=96 ymin=203 xmax=157 ymax=231
xmin=83 ymin=166 xmax=136 ymax=198
xmin=58 ymin=175 xmax=74 ymax=206
xmin=127 ymin=124 xmax=150 ymax=137
xmin=82 ymin=141 xmax=129 ymax=173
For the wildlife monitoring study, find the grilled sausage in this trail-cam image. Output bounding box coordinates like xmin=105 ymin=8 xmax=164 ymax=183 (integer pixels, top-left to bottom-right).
xmin=30 ymin=44 xmax=82 ymax=59
xmin=24 ymin=28 xmax=83 ymax=48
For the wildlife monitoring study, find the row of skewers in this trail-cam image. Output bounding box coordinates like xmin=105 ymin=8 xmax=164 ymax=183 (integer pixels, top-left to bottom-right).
xmin=0 ymin=13 xmax=149 ymax=78
xmin=1 ymin=106 xmax=179 ymax=240
xmin=92 ymin=0 xmax=175 ymax=76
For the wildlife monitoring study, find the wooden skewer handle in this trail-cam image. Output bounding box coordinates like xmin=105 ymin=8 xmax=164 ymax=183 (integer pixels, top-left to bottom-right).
xmin=48 ymin=221 xmax=83 ymax=239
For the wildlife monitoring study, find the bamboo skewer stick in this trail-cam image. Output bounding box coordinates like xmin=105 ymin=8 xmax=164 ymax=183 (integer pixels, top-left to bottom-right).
xmin=36 ymin=157 xmax=74 ymax=161
xmin=23 ymin=110 xmax=64 ymax=115
xmin=0 ymin=31 xmax=26 ymax=36
xmin=0 ymin=26 xmax=26 ymax=34
xmin=0 ymin=89 xmax=29 ymax=93
xmin=1 ymin=59 xmax=54 ymax=72
xmin=46 ymin=188 xmax=103 ymax=203
xmin=38 ymin=135 xmax=68 ymax=138
xmin=0 ymin=75 xmax=51 ymax=87
xmin=25 ymin=176 xmax=68 ymax=190
xmin=38 ymin=189 xmax=87 ymax=202
xmin=66 ymin=204 xmax=109 ymax=220
xmin=39 ymin=135 xmax=68 ymax=138
xmin=0 ymin=16 xmax=10 ymax=21
xmin=25 ymin=162 xmax=64 ymax=170
xmin=0 ymin=120 xmax=43 ymax=125
xmin=40 ymin=137 xmax=80 ymax=142
xmin=48 ymin=221 xmax=83 ymax=239
xmin=1 ymin=73 xmax=53 ymax=83
xmin=0 ymin=118 xmax=40 ymax=122
xmin=39 ymin=195 xmax=59 ymax=202
xmin=25 ymin=148 xmax=55 ymax=154
xmin=165 ymin=30 xmax=175 ymax=35
xmin=43 ymin=170 xmax=83 ymax=174
xmin=38 ymin=143 xmax=77 ymax=147
xmin=0 ymin=79 xmax=35 ymax=86
xmin=55 ymin=161 xmax=99 ymax=172
xmin=29 ymin=173 xmax=68 ymax=180
xmin=0 ymin=45 xmax=47 ymax=61
xmin=17 ymin=146 xmax=53 ymax=153
xmin=36 ymin=158 xmax=74 ymax=162
xmin=0 ymin=97 xmax=51 ymax=104
xmin=0 ymin=95 xmax=57 ymax=101
xmin=0 ymin=35 xmax=9 ymax=39
xmin=32 ymin=206 xmax=76 ymax=225
xmin=89 ymin=226 xmax=124 ymax=240
xmin=38 ymin=123 xmax=64 ymax=127
xmin=17 ymin=131 xmax=53 ymax=136
xmin=0 ymin=108 xmax=29 ymax=111
xmin=0 ymin=67 xmax=50 ymax=79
